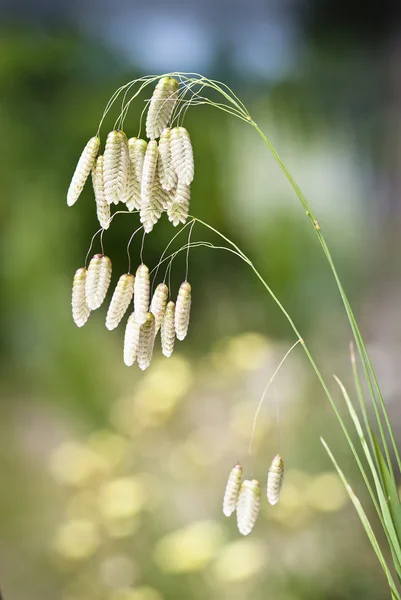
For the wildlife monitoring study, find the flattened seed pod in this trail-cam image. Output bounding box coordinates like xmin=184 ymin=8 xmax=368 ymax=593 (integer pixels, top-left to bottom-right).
xmin=92 ymin=155 xmax=110 ymax=229
xmin=67 ymin=136 xmax=100 ymax=206
xmin=104 ymin=130 xmax=129 ymax=205
xmin=137 ymin=312 xmax=156 ymax=370
xmin=175 ymin=281 xmax=191 ymax=341
xmin=139 ymin=178 xmax=164 ymax=233
xmin=167 ymin=181 xmax=190 ymax=226
xmin=158 ymin=128 xmax=177 ymax=191
xmin=106 ymin=273 xmax=135 ymax=330
xmin=161 ymin=301 xmax=175 ymax=357
xmin=123 ymin=312 xmax=141 ymax=366
xmin=126 ymin=138 xmax=147 ymax=211
xmin=236 ymin=479 xmax=261 ymax=536
xmin=85 ymin=254 xmax=112 ymax=310
xmin=150 ymin=283 xmax=168 ymax=334
xmin=141 ymin=140 xmax=159 ymax=207
xmin=134 ymin=264 xmax=150 ymax=324
xmin=223 ymin=463 xmax=242 ymax=517
xmin=267 ymin=454 xmax=284 ymax=506
xmin=72 ymin=267 xmax=91 ymax=327
xmin=170 ymin=127 xmax=194 ymax=186
xmin=146 ymin=77 xmax=179 ymax=140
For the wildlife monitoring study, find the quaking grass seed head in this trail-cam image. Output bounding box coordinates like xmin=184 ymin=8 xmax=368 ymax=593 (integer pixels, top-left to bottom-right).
xmin=126 ymin=137 xmax=147 ymax=211
xmin=85 ymin=254 xmax=112 ymax=310
xmin=223 ymin=463 xmax=242 ymax=517
xmin=92 ymin=155 xmax=111 ymax=229
xmin=137 ymin=312 xmax=156 ymax=370
xmin=267 ymin=454 xmax=284 ymax=506
xmin=161 ymin=300 xmax=176 ymax=357
xmin=67 ymin=136 xmax=100 ymax=207
xmin=150 ymin=283 xmax=169 ymax=334
xmin=72 ymin=267 xmax=91 ymax=327
xmin=141 ymin=140 xmax=159 ymax=207
xmin=134 ymin=264 xmax=150 ymax=324
xmin=106 ymin=273 xmax=135 ymax=331
xmin=175 ymin=281 xmax=192 ymax=341
xmin=104 ymin=130 xmax=129 ymax=205
xmin=170 ymin=126 xmax=194 ymax=186
xmin=236 ymin=479 xmax=261 ymax=536
xmin=123 ymin=312 xmax=141 ymax=366
xmin=146 ymin=77 xmax=179 ymax=140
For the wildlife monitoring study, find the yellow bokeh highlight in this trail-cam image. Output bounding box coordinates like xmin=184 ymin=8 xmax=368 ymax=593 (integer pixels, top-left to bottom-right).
xmin=87 ymin=430 xmax=129 ymax=470
xmin=154 ymin=520 xmax=225 ymax=573
xmin=213 ymin=539 xmax=267 ymax=582
xmin=100 ymin=553 xmax=137 ymax=588
xmin=111 ymin=587 xmax=163 ymax=600
xmin=49 ymin=441 xmax=109 ymax=486
xmin=98 ymin=476 xmax=147 ymax=520
xmin=53 ymin=519 xmax=100 ymax=560
xmin=225 ymin=333 xmax=269 ymax=371
xmin=304 ymin=472 xmax=348 ymax=512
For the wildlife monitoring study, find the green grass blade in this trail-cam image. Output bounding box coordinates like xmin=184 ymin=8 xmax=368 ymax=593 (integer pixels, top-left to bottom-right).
xmin=321 ymin=437 xmax=401 ymax=600
xmin=373 ymin=433 xmax=401 ymax=550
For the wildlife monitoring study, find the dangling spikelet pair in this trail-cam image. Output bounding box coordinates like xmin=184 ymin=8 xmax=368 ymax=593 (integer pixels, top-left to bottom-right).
xmin=71 ymin=254 xmax=112 ymax=327
xmin=222 ymin=455 xmax=284 ymax=535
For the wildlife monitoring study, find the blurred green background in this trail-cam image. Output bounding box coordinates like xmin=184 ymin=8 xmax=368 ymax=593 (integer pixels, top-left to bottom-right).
xmin=1 ymin=1 xmax=401 ymax=598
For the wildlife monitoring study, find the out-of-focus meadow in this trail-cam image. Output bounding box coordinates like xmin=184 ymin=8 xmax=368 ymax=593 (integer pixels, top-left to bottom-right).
xmin=1 ymin=1 xmax=401 ymax=598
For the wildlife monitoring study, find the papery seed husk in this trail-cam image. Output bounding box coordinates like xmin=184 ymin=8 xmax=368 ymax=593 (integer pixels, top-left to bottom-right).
xmin=223 ymin=463 xmax=242 ymax=517
xmin=161 ymin=301 xmax=176 ymax=357
xmin=123 ymin=312 xmax=141 ymax=366
xmin=267 ymin=454 xmax=284 ymax=506
xmin=137 ymin=312 xmax=156 ymax=370
xmin=92 ymin=155 xmax=111 ymax=229
xmin=85 ymin=254 xmax=112 ymax=310
xmin=150 ymin=283 xmax=168 ymax=334
xmin=67 ymin=136 xmax=100 ymax=206
xmin=236 ymin=479 xmax=261 ymax=536
xmin=175 ymin=281 xmax=191 ymax=341
xmin=158 ymin=128 xmax=177 ymax=191
xmin=146 ymin=77 xmax=179 ymax=140
xmin=104 ymin=130 xmax=129 ymax=205
xmin=141 ymin=140 xmax=159 ymax=207
xmin=106 ymin=273 xmax=135 ymax=330
xmin=167 ymin=181 xmax=190 ymax=226
xmin=170 ymin=127 xmax=194 ymax=186
xmin=72 ymin=267 xmax=91 ymax=327
xmin=126 ymin=138 xmax=147 ymax=211
xmin=140 ymin=177 xmax=164 ymax=233
xmin=134 ymin=264 xmax=150 ymax=324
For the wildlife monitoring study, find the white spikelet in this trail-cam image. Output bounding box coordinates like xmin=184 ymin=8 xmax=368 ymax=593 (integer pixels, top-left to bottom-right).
xmin=158 ymin=128 xmax=177 ymax=191
xmin=223 ymin=463 xmax=242 ymax=517
xmin=140 ymin=177 xmax=164 ymax=233
xmin=72 ymin=267 xmax=91 ymax=327
xmin=67 ymin=136 xmax=100 ymax=206
xmin=123 ymin=312 xmax=141 ymax=366
xmin=85 ymin=254 xmax=112 ymax=310
xmin=170 ymin=127 xmax=194 ymax=186
xmin=236 ymin=479 xmax=261 ymax=536
xmin=161 ymin=301 xmax=175 ymax=357
xmin=104 ymin=130 xmax=129 ymax=205
xmin=146 ymin=77 xmax=179 ymax=140
xmin=175 ymin=281 xmax=191 ymax=341
xmin=134 ymin=264 xmax=150 ymax=324
xmin=141 ymin=140 xmax=159 ymax=207
xmin=106 ymin=273 xmax=135 ymax=330
xmin=150 ymin=283 xmax=168 ymax=334
xmin=126 ymin=138 xmax=147 ymax=211
xmin=167 ymin=182 xmax=190 ymax=226
xmin=137 ymin=312 xmax=156 ymax=370
xmin=267 ymin=454 xmax=284 ymax=506
xmin=92 ymin=155 xmax=110 ymax=229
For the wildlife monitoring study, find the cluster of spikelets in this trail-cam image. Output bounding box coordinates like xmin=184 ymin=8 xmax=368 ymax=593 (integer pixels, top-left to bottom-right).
xmin=72 ymin=256 xmax=191 ymax=370
xmin=222 ymin=455 xmax=284 ymax=535
xmin=66 ymin=77 xmax=194 ymax=233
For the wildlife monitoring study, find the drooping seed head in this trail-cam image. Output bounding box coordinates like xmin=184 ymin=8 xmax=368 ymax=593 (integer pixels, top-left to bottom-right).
xmin=137 ymin=312 xmax=156 ymax=370
xmin=170 ymin=127 xmax=194 ymax=186
xmin=167 ymin=181 xmax=190 ymax=226
xmin=106 ymin=273 xmax=135 ymax=330
xmin=85 ymin=254 xmax=112 ymax=310
xmin=175 ymin=281 xmax=191 ymax=341
xmin=72 ymin=267 xmax=91 ymax=327
xmin=158 ymin=128 xmax=177 ymax=191
xmin=134 ymin=264 xmax=150 ymax=324
xmin=146 ymin=77 xmax=179 ymax=140
xmin=104 ymin=130 xmax=129 ymax=205
xmin=150 ymin=283 xmax=168 ymax=334
xmin=67 ymin=136 xmax=100 ymax=206
xmin=223 ymin=463 xmax=242 ymax=517
xmin=123 ymin=312 xmax=141 ymax=366
xmin=236 ymin=479 xmax=261 ymax=536
xmin=126 ymin=138 xmax=147 ymax=211
xmin=139 ymin=177 xmax=164 ymax=233
xmin=141 ymin=140 xmax=159 ymax=207
xmin=267 ymin=454 xmax=284 ymax=506
xmin=161 ymin=301 xmax=176 ymax=357
xmin=92 ymin=155 xmax=110 ymax=229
